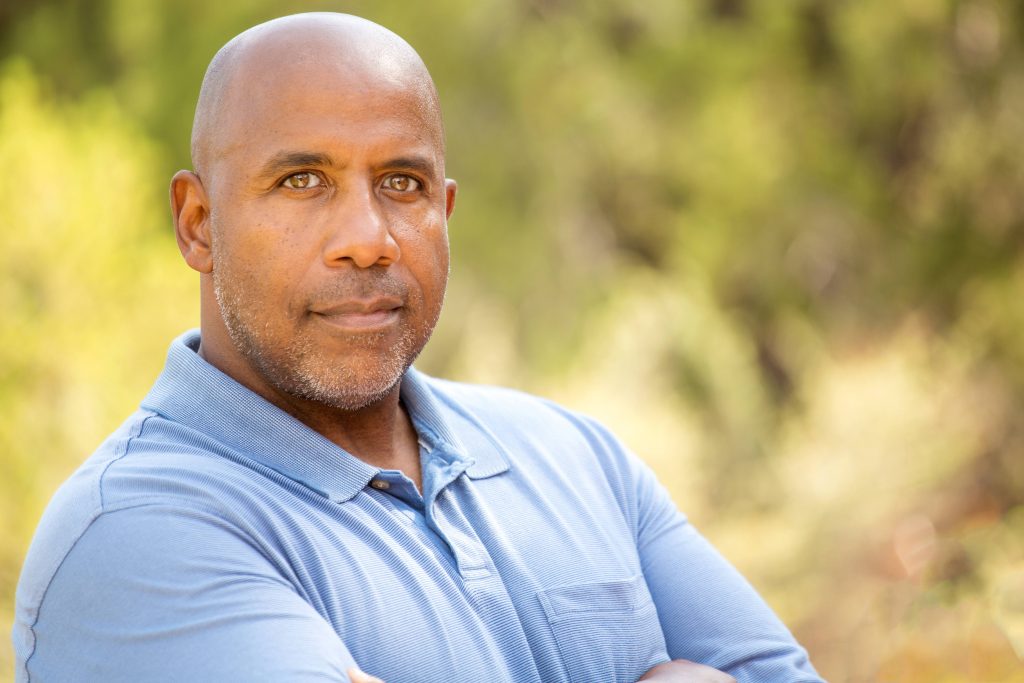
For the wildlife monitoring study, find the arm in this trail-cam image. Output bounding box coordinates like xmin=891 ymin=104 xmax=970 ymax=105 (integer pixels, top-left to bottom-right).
xmin=22 ymin=504 xmax=361 ymax=682
xmin=630 ymin=456 xmax=825 ymax=682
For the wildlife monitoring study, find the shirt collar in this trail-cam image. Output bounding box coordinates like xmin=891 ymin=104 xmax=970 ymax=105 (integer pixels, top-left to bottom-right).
xmin=399 ymin=367 xmax=510 ymax=480
xmin=141 ymin=330 xmax=509 ymax=504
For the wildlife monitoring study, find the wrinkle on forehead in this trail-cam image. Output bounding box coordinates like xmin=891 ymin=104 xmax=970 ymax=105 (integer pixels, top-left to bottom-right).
xmin=190 ymin=13 xmax=444 ymax=179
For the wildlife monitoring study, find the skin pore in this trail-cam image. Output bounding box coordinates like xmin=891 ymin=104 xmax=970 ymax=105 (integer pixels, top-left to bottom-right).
xmin=170 ymin=14 xmax=456 ymax=491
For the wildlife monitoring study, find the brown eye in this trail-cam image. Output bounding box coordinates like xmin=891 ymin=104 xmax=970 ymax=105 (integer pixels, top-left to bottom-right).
xmin=282 ymin=172 xmax=321 ymax=189
xmin=384 ymin=175 xmax=420 ymax=192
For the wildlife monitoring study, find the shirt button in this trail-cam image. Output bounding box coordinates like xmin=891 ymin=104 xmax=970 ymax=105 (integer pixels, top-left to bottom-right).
xmin=370 ymin=479 xmax=390 ymax=491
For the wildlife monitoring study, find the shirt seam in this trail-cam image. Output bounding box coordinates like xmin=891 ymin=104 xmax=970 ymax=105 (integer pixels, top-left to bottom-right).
xmin=18 ymin=496 xmax=291 ymax=682
xmin=21 ymin=411 xmax=156 ymax=682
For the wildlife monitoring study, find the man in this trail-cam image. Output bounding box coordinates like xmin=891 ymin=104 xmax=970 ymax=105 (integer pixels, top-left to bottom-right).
xmin=13 ymin=13 xmax=823 ymax=683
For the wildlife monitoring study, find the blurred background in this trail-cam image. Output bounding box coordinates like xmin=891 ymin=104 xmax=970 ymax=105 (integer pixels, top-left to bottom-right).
xmin=2 ymin=1 xmax=1023 ymax=680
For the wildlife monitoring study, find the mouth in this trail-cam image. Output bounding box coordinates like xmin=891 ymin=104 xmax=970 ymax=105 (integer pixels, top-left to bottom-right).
xmin=309 ymin=297 xmax=403 ymax=331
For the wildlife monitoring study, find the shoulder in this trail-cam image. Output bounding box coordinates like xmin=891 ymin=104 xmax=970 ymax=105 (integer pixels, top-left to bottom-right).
xmin=418 ymin=374 xmax=605 ymax=441
xmin=423 ymin=375 xmax=553 ymax=414
xmin=21 ymin=409 xmax=162 ymax=573
xmin=417 ymin=372 xmax=639 ymax=479
xmin=15 ymin=408 xmax=274 ymax=612
xmin=13 ymin=406 xmax=291 ymax=664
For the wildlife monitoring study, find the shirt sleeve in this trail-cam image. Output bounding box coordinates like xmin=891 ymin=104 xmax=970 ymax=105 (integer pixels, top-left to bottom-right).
xmin=22 ymin=503 xmax=358 ymax=683
xmin=627 ymin=452 xmax=826 ymax=682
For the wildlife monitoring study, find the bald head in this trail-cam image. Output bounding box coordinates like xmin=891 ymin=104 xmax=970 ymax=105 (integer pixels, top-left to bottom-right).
xmin=191 ymin=13 xmax=444 ymax=179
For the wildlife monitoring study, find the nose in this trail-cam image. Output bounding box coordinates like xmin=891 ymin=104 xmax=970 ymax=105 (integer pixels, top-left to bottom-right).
xmin=321 ymin=183 xmax=400 ymax=268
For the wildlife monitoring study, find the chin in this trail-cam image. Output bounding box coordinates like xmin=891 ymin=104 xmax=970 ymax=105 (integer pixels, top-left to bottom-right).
xmin=297 ymin=378 xmax=401 ymax=412
xmin=220 ymin=300 xmax=431 ymax=413
xmin=279 ymin=350 xmax=414 ymax=412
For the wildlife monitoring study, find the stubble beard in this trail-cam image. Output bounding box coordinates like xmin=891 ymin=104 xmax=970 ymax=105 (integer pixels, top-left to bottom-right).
xmin=212 ymin=259 xmax=439 ymax=412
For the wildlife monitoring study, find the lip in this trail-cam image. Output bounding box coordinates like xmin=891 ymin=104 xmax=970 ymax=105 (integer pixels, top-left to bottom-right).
xmin=310 ymin=297 xmax=403 ymax=330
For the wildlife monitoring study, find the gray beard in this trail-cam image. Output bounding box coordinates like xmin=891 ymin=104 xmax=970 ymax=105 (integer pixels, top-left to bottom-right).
xmin=212 ymin=262 xmax=431 ymax=412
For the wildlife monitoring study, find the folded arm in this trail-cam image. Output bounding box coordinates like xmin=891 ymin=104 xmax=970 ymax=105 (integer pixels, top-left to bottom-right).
xmin=631 ymin=458 xmax=825 ymax=682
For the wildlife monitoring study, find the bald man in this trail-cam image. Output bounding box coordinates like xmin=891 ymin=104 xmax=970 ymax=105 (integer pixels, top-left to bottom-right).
xmin=13 ymin=13 xmax=823 ymax=683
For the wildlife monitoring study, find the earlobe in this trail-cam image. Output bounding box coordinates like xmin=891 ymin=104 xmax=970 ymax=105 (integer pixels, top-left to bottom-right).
xmin=444 ymin=178 xmax=457 ymax=221
xmin=170 ymin=170 xmax=214 ymax=274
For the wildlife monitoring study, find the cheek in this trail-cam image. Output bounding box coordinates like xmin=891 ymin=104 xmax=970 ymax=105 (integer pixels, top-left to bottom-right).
xmin=213 ymin=220 xmax=304 ymax=311
xmin=398 ymin=218 xmax=449 ymax=295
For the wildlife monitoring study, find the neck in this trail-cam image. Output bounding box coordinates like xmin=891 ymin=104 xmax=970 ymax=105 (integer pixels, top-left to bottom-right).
xmin=197 ymin=299 xmax=423 ymax=490
xmin=273 ymin=383 xmax=416 ymax=473
xmin=213 ymin=343 xmax=423 ymax=490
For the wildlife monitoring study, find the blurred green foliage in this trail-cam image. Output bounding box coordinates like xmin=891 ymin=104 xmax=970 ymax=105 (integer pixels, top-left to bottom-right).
xmin=3 ymin=1 xmax=1024 ymax=680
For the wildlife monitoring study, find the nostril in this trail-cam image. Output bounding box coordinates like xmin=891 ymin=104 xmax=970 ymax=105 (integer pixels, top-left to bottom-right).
xmin=323 ymin=236 xmax=400 ymax=269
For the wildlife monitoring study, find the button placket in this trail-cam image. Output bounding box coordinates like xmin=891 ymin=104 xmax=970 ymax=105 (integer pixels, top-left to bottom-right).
xmin=430 ymin=477 xmax=491 ymax=580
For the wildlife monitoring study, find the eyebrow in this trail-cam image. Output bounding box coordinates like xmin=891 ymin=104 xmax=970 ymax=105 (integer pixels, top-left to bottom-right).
xmin=255 ymin=151 xmax=439 ymax=180
xmin=381 ymin=156 xmax=439 ymax=179
xmin=257 ymin=151 xmax=336 ymax=179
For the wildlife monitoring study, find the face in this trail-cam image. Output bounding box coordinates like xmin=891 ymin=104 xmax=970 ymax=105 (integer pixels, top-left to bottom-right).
xmin=199 ymin=61 xmax=454 ymax=412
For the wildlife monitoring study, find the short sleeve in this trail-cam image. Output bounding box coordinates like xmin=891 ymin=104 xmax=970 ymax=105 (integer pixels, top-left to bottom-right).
xmin=20 ymin=504 xmax=356 ymax=683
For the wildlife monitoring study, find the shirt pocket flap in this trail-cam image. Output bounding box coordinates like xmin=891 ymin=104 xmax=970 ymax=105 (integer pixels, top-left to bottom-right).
xmin=538 ymin=574 xmax=652 ymax=620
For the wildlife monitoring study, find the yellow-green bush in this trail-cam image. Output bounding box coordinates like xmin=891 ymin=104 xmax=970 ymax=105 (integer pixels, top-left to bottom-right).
xmin=3 ymin=2 xmax=1024 ymax=680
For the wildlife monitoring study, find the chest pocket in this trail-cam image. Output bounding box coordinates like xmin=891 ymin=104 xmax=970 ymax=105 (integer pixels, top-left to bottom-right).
xmin=538 ymin=574 xmax=668 ymax=683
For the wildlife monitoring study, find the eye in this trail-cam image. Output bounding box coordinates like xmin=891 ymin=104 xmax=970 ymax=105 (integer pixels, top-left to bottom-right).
xmin=383 ymin=175 xmax=420 ymax=192
xmin=282 ymin=172 xmax=321 ymax=190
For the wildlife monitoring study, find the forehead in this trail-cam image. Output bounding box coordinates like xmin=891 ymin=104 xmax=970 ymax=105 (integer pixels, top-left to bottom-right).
xmin=212 ymin=37 xmax=442 ymax=170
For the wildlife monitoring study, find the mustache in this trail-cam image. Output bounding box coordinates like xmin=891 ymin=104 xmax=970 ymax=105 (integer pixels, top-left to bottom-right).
xmin=305 ymin=270 xmax=410 ymax=306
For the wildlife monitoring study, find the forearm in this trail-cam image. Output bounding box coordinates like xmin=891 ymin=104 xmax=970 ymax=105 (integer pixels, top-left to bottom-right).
xmin=640 ymin=519 xmax=823 ymax=681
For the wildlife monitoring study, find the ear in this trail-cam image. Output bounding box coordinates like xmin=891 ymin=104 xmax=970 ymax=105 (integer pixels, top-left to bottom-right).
xmin=170 ymin=170 xmax=214 ymax=274
xmin=444 ymin=178 xmax=457 ymax=221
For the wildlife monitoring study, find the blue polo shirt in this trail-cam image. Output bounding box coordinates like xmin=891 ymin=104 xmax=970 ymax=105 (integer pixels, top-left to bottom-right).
xmin=14 ymin=331 xmax=821 ymax=682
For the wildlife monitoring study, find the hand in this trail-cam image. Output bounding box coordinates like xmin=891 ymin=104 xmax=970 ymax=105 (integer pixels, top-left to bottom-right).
xmin=347 ymin=667 xmax=385 ymax=683
xmin=638 ymin=659 xmax=736 ymax=682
